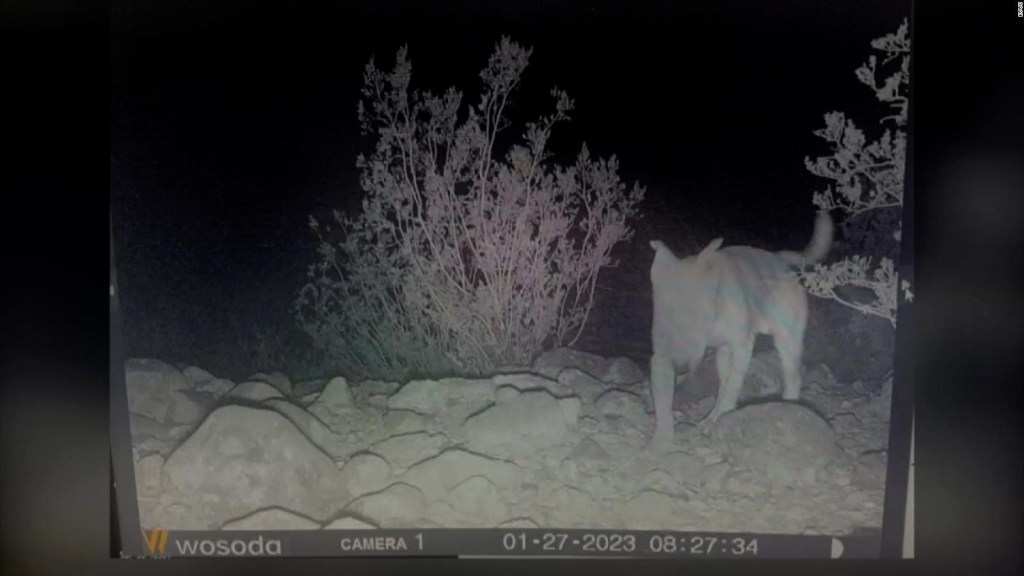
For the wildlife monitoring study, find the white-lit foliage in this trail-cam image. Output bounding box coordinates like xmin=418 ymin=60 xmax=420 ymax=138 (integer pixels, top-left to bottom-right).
xmin=800 ymin=19 xmax=912 ymax=328
xmin=295 ymin=38 xmax=645 ymax=380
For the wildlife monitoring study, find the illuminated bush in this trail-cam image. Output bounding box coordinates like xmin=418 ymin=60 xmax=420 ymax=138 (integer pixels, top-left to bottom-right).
xmin=296 ymin=38 xmax=645 ymax=381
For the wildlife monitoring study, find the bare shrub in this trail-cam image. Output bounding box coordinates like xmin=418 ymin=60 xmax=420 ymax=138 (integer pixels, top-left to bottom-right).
xmin=799 ymin=19 xmax=913 ymax=328
xmin=295 ymin=38 xmax=645 ymax=381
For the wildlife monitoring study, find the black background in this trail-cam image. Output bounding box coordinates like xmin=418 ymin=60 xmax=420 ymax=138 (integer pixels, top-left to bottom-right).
xmin=3 ymin=0 xmax=1023 ymax=574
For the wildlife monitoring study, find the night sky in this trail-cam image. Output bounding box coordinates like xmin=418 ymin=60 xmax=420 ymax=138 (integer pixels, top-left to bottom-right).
xmin=110 ymin=0 xmax=911 ymax=379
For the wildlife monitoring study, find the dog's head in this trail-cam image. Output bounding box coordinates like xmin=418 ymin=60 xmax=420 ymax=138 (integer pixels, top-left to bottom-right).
xmin=650 ymin=237 xmax=725 ymax=368
xmin=650 ymin=237 xmax=723 ymax=287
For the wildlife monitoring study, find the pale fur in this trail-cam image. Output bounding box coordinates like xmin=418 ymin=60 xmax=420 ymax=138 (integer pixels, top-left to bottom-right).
xmin=648 ymin=211 xmax=833 ymax=447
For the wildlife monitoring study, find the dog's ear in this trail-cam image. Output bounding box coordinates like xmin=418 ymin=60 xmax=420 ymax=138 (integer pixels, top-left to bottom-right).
xmin=650 ymin=240 xmax=666 ymax=252
xmin=696 ymin=237 xmax=723 ymax=267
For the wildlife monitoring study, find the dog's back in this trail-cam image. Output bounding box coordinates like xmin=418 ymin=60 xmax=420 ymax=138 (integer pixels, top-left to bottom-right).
xmin=710 ymin=245 xmax=809 ymax=347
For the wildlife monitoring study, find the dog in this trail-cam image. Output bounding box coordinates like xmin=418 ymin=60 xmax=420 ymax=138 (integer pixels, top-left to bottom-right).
xmin=648 ymin=211 xmax=833 ymax=449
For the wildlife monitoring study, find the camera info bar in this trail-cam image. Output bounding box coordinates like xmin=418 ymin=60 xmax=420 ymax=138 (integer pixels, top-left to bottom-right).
xmin=132 ymin=528 xmax=880 ymax=559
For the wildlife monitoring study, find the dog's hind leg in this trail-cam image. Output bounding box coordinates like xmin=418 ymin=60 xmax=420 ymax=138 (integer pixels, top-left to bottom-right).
xmin=698 ymin=339 xmax=753 ymax=433
xmin=649 ymin=352 xmax=676 ymax=448
xmin=775 ymin=329 xmax=804 ymax=401
xmin=774 ymin=291 xmax=808 ymax=401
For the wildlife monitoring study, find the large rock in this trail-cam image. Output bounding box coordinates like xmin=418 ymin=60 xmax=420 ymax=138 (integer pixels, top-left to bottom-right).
xmin=221 ymin=507 xmax=320 ymax=530
xmin=314 ymin=376 xmax=353 ymax=414
xmin=446 ymin=475 xmax=508 ymax=528
xmin=463 ymin=390 xmax=574 ymax=456
xmin=194 ymin=377 xmax=235 ymax=398
xmin=322 ymin=516 xmax=378 ymax=530
xmin=249 ymin=371 xmax=293 ymax=396
xmin=292 ymin=378 xmax=328 ymax=399
xmin=594 ymin=357 xmax=646 ymax=386
xmin=382 ymin=409 xmax=435 ymax=435
xmin=387 ymin=378 xmax=495 ymax=431
xmin=165 ymin=389 xmax=218 ymax=426
xmin=343 ymin=483 xmax=426 ymax=528
xmin=135 ymin=453 xmax=164 ymax=496
xmin=181 ymin=366 xmax=216 ymax=388
xmin=386 ymin=380 xmax=444 ymax=413
xmin=129 ymin=403 xmax=205 ymax=458
xmin=557 ymin=369 xmax=607 ymax=406
xmin=492 ymin=373 xmax=572 ymax=397
xmin=398 ymin=449 xmax=522 ymax=503
xmin=533 ymin=348 xmax=646 ymax=389
xmin=224 ymin=380 xmax=285 ymax=402
xmin=621 ymin=490 xmax=693 ymax=530
xmin=712 ymin=402 xmax=850 ymax=487
xmin=370 ymin=432 xmax=448 ymax=472
xmin=161 ymin=405 xmax=348 ymax=529
xmin=357 ymin=380 xmax=401 ymax=398
xmin=337 ymin=453 xmax=392 ymax=499
xmin=124 ymin=358 xmax=193 ymax=423
xmin=531 ymin=348 xmax=607 ymax=380
xmin=261 ymin=397 xmax=343 ymax=455
xmin=594 ymin=389 xmax=649 ymax=430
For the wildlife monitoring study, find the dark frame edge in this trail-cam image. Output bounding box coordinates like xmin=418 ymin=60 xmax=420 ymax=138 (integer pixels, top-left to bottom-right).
xmin=110 ymin=209 xmax=146 ymax=558
xmin=878 ymin=3 xmax=917 ymax=560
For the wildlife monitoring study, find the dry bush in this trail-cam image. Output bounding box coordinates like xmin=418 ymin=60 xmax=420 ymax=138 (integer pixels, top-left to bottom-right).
xmin=800 ymin=19 xmax=913 ymax=328
xmin=295 ymin=38 xmax=645 ymax=381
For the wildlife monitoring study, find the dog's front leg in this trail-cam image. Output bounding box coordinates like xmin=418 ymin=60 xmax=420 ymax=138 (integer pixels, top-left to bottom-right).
xmin=649 ymin=352 xmax=676 ymax=450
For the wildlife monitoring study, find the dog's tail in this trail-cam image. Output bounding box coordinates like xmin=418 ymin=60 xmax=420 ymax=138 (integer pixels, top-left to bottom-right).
xmin=777 ymin=211 xmax=833 ymax=268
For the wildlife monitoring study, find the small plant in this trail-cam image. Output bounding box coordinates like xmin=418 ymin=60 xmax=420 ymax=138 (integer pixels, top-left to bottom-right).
xmin=295 ymin=37 xmax=645 ymax=381
xmin=800 ymin=19 xmax=913 ymax=328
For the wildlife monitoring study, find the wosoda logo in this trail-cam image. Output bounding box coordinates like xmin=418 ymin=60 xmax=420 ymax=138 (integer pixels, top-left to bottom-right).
xmin=175 ymin=534 xmax=284 ymax=556
xmin=140 ymin=529 xmax=284 ymax=556
xmin=141 ymin=528 xmax=169 ymax=555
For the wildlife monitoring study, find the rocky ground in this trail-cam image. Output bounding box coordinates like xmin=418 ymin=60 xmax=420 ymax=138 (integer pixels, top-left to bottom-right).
xmin=123 ymin=346 xmax=893 ymax=536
